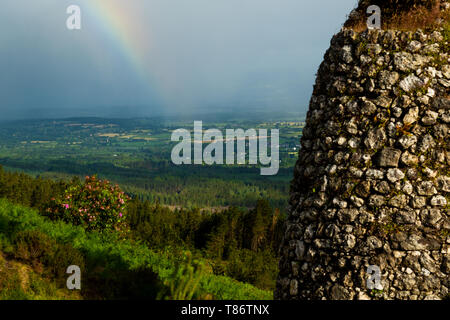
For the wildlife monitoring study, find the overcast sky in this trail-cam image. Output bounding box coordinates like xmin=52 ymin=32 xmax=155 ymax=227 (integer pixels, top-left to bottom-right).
xmin=0 ymin=0 xmax=357 ymax=120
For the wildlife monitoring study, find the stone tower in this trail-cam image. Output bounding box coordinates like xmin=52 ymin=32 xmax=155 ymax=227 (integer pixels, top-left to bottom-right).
xmin=275 ymin=3 xmax=449 ymax=300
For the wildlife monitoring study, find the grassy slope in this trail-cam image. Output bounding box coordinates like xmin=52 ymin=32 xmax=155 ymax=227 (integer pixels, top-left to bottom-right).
xmin=0 ymin=252 xmax=82 ymax=300
xmin=0 ymin=199 xmax=272 ymax=300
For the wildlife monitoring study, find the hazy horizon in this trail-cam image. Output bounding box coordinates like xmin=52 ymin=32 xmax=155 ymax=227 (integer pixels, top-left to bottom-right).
xmin=0 ymin=0 xmax=357 ymax=120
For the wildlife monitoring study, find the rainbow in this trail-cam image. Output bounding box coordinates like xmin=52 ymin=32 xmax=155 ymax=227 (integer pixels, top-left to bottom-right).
xmin=81 ymin=0 xmax=154 ymax=83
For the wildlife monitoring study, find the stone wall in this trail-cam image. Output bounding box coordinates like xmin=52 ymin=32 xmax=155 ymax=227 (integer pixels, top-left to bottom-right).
xmin=275 ymin=27 xmax=449 ymax=300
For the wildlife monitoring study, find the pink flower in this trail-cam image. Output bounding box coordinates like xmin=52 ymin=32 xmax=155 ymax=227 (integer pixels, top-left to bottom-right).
xmin=119 ymin=213 xmax=123 ymax=218
xmin=63 ymin=204 xmax=69 ymax=209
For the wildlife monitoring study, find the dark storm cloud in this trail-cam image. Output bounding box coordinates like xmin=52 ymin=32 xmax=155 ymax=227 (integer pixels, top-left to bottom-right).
xmin=0 ymin=0 xmax=357 ymax=120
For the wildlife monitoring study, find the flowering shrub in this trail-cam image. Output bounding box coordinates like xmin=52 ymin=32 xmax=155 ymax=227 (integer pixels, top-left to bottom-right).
xmin=46 ymin=176 xmax=129 ymax=233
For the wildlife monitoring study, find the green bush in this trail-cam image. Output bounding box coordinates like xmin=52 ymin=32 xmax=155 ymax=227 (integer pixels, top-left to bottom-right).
xmin=13 ymin=230 xmax=55 ymax=265
xmin=159 ymin=251 xmax=207 ymax=300
xmin=46 ymin=176 xmax=129 ymax=233
xmin=12 ymin=230 xmax=86 ymax=287
xmin=226 ymin=249 xmax=278 ymax=291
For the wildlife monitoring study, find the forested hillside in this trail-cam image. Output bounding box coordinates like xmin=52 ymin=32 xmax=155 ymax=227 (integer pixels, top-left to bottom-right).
xmin=0 ymin=117 xmax=302 ymax=209
xmin=0 ymin=165 xmax=284 ymax=299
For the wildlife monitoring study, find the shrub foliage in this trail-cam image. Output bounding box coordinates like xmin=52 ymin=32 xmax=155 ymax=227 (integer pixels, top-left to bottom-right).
xmin=46 ymin=176 xmax=129 ymax=232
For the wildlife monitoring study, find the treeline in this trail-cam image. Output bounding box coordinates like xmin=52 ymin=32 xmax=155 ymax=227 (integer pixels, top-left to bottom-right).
xmin=0 ymin=157 xmax=291 ymax=209
xmin=127 ymin=199 xmax=285 ymax=289
xmin=0 ymin=166 xmax=67 ymax=210
xmin=0 ymin=165 xmax=285 ymax=290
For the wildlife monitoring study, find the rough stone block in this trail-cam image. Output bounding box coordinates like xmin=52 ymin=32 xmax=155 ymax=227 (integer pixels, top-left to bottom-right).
xmin=375 ymin=147 xmax=401 ymax=167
